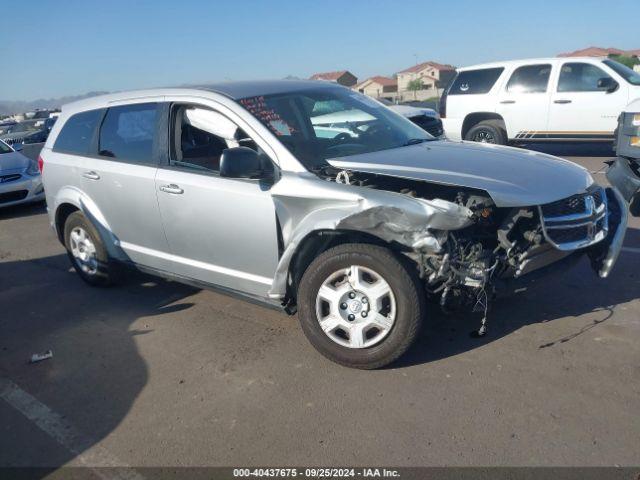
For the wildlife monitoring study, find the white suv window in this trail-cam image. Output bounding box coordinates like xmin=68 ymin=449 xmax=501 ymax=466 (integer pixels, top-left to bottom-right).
xmin=506 ymin=64 xmax=551 ymax=93
xmin=558 ymin=62 xmax=613 ymax=92
xmin=448 ymin=68 xmax=504 ymax=95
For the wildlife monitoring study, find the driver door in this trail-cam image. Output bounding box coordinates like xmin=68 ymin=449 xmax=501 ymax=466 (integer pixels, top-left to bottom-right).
xmin=548 ymin=61 xmax=629 ymax=138
xmin=155 ymin=103 xmax=280 ymax=296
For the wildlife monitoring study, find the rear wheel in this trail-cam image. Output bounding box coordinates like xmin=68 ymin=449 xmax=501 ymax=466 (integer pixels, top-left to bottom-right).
xmin=465 ymin=120 xmax=507 ymax=145
xmin=297 ymin=244 xmax=425 ymax=369
xmin=63 ymin=211 xmax=115 ymax=287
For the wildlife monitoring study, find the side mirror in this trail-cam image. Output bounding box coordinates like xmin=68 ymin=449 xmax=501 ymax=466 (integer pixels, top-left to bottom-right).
xmin=12 ymin=143 xmax=23 ymax=152
xmin=598 ymin=77 xmax=619 ymax=93
xmin=219 ymin=147 xmax=264 ymax=179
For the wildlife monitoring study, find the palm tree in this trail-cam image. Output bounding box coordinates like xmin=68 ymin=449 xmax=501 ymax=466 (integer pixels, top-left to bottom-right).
xmin=407 ymin=79 xmax=424 ymax=101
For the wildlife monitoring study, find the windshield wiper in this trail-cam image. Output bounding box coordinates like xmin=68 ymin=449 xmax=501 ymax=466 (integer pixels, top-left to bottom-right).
xmin=403 ymin=138 xmax=430 ymax=146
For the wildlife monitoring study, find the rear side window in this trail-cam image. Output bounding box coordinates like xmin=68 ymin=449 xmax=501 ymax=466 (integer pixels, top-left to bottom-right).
xmin=449 ymin=68 xmax=504 ymax=95
xmin=506 ymin=64 xmax=551 ymax=93
xmin=98 ymin=103 xmax=158 ymax=164
xmin=53 ymin=109 xmax=103 ymax=154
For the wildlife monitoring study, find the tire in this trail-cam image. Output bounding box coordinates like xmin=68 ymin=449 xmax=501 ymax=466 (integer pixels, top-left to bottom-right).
xmin=465 ymin=120 xmax=507 ymax=145
xmin=63 ymin=211 xmax=115 ymax=287
xmin=297 ymin=243 xmax=425 ymax=369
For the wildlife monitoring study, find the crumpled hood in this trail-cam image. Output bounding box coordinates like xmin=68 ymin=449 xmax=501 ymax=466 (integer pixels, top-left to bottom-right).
xmin=0 ymin=151 xmax=30 ymax=173
xmin=328 ymin=140 xmax=594 ymax=207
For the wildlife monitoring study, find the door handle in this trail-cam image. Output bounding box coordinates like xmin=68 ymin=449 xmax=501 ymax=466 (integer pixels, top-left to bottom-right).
xmin=499 ymin=100 xmax=516 ymax=104
xmin=82 ymin=171 xmax=100 ymax=180
xmin=554 ymin=99 xmax=572 ymax=104
xmin=159 ymin=184 xmax=184 ymax=194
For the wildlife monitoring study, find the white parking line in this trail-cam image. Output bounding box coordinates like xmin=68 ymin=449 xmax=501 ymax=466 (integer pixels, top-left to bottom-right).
xmin=622 ymin=246 xmax=640 ymax=254
xmin=0 ymin=377 xmax=143 ymax=479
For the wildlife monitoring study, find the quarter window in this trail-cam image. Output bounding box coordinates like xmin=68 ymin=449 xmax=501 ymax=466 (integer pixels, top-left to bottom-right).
xmin=558 ymin=63 xmax=613 ymax=92
xmin=98 ymin=103 xmax=158 ymax=163
xmin=449 ymin=68 xmax=504 ymax=95
xmin=53 ymin=109 xmax=103 ymax=155
xmin=506 ymin=64 xmax=551 ymax=93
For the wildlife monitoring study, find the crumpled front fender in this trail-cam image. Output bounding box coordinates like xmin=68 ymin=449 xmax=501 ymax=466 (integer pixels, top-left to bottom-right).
xmin=267 ymin=173 xmax=474 ymax=299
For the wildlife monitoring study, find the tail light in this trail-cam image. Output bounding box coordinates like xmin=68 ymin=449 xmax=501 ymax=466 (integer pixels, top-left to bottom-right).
xmin=37 ymin=155 xmax=44 ymax=174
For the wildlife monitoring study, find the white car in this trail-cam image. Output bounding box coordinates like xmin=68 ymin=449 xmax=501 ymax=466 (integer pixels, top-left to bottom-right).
xmin=311 ymin=101 xmax=444 ymax=139
xmin=0 ymin=140 xmax=45 ymax=208
xmin=440 ymin=57 xmax=640 ymax=144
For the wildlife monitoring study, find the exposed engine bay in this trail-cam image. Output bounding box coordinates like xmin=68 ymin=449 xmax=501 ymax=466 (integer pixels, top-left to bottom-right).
xmin=308 ymin=165 xmax=616 ymax=335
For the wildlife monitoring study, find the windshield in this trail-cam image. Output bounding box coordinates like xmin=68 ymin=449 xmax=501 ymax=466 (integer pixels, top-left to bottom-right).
xmin=238 ymin=87 xmax=432 ymax=170
xmin=603 ymin=59 xmax=640 ymax=86
xmin=0 ymin=140 xmax=12 ymax=154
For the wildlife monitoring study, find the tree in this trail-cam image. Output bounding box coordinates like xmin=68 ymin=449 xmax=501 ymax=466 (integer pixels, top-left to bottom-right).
xmin=407 ymin=79 xmax=424 ymax=100
xmin=608 ymin=54 xmax=640 ymax=69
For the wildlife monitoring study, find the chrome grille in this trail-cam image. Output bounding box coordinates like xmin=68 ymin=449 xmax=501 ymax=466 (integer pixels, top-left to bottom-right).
xmin=409 ymin=115 xmax=444 ymax=137
xmin=539 ymin=186 xmax=608 ymax=251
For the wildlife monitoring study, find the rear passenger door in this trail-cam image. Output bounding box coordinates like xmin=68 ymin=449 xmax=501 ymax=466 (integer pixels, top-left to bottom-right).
xmin=81 ymin=102 xmax=171 ymax=269
xmin=496 ymin=63 xmax=552 ymax=140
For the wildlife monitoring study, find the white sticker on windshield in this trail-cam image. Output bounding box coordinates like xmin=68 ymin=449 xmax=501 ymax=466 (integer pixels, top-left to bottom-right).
xmin=269 ymin=119 xmax=292 ymax=136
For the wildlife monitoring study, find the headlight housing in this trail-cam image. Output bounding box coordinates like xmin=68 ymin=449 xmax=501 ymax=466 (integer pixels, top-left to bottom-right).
xmin=26 ymin=159 xmax=40 ymax=176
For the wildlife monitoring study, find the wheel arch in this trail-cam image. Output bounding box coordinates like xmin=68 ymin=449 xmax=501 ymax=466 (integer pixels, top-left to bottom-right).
xmin=283 ymin=229 xmax=414 ymax=309
xmin=52 ymin=186 xmax=118 ymax=255
xmin=462 ymin=112 xmax=506 ymax=139
xmin=54 ymin=203 xmax=80 ymax=243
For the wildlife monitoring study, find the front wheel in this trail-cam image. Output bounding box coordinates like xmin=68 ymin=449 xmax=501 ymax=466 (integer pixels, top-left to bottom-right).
xmin=297 ymin=244 xmax=425 ymax=369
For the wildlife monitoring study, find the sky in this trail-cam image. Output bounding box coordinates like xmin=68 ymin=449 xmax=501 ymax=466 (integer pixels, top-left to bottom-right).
xmin=1 ymin=0 xmax=638 ymax=101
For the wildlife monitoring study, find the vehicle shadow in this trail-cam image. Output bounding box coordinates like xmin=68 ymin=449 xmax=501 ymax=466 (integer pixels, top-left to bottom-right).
xmin=0 ymin=201 xmax=47 ymax=220
xmin=395 ymin=226 xmax=640 ymax=369
xmin=0 ymin=253 xmax=198 ymax=471
xmin=513 ymin=141 xmax=615 ymax=157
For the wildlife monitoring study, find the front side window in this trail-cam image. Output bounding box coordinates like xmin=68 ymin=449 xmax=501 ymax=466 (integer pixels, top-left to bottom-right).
xmin=98 ymin=103 xmax=158 ymax=163
xmin=53 ymin=109 xmax=104 ymax=155
xmin=558 ymin=63 xmax=613 ymax=92
xmin=170 ymin=105 xmax=259 ymax=173
xmin=603 ymin=59 xmax=640 ymax=86
xmin=238 ymin=88 xmax=431 ymax=170
xmin=449 ymin=68 xmax=504 ymax=95
xmin=506 ymin=64 xmax=551 ymax=93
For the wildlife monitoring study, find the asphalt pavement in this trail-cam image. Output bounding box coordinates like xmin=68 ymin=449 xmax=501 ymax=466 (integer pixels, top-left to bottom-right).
xmin=1 ymin=150 xmax=639 ymax=470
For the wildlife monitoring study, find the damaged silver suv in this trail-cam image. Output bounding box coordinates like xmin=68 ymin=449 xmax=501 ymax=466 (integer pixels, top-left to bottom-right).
xmin=42 ymin=81 xmax=628 ymax=369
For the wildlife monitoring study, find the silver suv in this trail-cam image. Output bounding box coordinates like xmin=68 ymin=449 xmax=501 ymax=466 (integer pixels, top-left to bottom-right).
xmin=42 ymin=81 xmax=628 ymax=369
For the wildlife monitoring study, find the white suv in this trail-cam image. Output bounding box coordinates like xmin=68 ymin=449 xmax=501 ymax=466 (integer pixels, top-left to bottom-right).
xmin=440 ymin=57 xmax=640 ymax=145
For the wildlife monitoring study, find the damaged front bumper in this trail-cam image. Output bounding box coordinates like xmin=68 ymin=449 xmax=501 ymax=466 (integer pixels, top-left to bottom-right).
xmin=606 ymin=156 xmax=640 ymax=216
xmin=588 ymin=187 xmax=628 ymax=278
